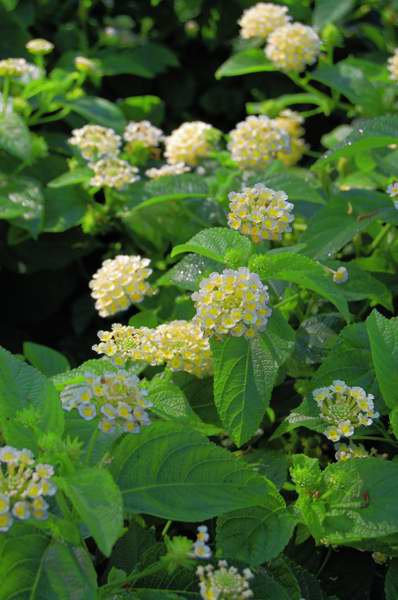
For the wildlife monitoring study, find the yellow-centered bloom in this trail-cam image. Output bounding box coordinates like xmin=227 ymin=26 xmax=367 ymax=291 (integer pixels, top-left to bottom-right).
xmin=266 ymin=23 xmax=321 ymax=72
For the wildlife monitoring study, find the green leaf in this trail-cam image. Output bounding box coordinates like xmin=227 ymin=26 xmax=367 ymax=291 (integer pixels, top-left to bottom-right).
xmin=52 ymin=357 xmax=145 ymax=390
xmin=59 ymin=467 xmax=123 ymax=556
xmin=47 ymin=167 xmax=92 ymax=188
xmin=0 ymin=174 xmax=44 ymax=237
xmin=97 ymin=43 xmax=178 ymax=78
xmin=0 ymin=346 xmax=64 ymax=448
xmin=313 ymin=0 xmax=355 ymax=29
xmin=217 ymin=499 xmax=296 ymax=566
xmin=158 ymin=253 xmax=223 ymax=291
xmin=111 ymin=421 xmax=275 ymax=521
xmin=171 ymin=227 xmax=252 ymax=264
xmin=216 ymin=49 xmax=275 ymax=79
xmin=118 ymin=95 xmax=165 ymax=126
xmin=366 ymin=310 xmax=398 ymax=409
xmin=35 ymin=541 xmax=98 ymax=600
xmin=0 ymin=111 xmax=32 ymax=161
xmin=386 ymin=559 xmax=398 ymax=600
xmin=327 ymin=262 xmax=392 ymax=310
xmin=251 ymin=252 xmax=350 ymax=321
xmin=43 ymin=186 xmax=89 ymax=233
xmin=244 ymin=448 xmax=288 ymax=490
xmin=68 ymin=96 xmax=126 ymax=132
xmin=212 ymin=311 xmax=294 ymax=446
xmin=23 ymin=341 xmax=70 ymax=377
xmin=246 ymin=167 xmax=324 ymax=205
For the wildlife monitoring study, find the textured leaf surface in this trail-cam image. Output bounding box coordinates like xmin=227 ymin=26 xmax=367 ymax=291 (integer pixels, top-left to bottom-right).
xmin=366 ymin=310 xmax=398 ymax=409
xmin=172 ymin=227 xmax=252 ymax=264
xmin=216 ymin=49 xmax=275 ymax=78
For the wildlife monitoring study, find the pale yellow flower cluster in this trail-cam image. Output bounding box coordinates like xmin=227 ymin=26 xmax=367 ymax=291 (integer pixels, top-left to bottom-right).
xmin=89 ymin=156 xmax=139 ymax=189
xmin=69 ymin=124 xmax=121 ymax=161
xmin=313 ymin=380 xmax=379 ymax=442
xmin=89 ymin=255 xmax=153 ymax=318
xmin=191 ymin=268 xmax=272 ymax=338
xmin=388 ymin=49 xmax=398 ymax=82
xmin=26 ymin=38 xmax=54 ymax=55
xmin=0 ymin=446 xmax=56 ymax=533
xmin=197 ymin=561 xmax=254 ymax=600
xmin=60 ymin=369 xmax=152 ymax=434
xmin=0 ymin=58 xmax=33 ymax=78
xmin=228 ymin=115 xmax=289 ymax=170
xmin=145 ymin=162 xmax=191 ymax=179
xmin=274 ymin=109 xmax=307 ymax=166
xmin=227 ymin=183 xmax=294 ymax=243
xmin=266 ymin=23 xmax=321 ymax=72
xmin=123 ymin=120 xmax=164 ymax=148
xmin=239 ymin=2 xmax=290 ymax=40
xmin=165 ymin=121 xmax=217 ymax=166
xmin=93 ymin=320 xmax=212 ymax=378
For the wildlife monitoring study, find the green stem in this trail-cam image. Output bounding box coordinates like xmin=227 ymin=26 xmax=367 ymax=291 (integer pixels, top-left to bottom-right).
xmin=317 ymin=547 xmax=332 ymax=576
xmin=369 ymin=223 xmax=393 ymax=252
xmin=85 ymin=427 xmax=100 ymax=465
xmin=274 ymin=291 xmax=301 ymax=309
xmin=352 ymin=435 xmax=398 ymax=448
xmin=100 ymin=561 xmax=165 ymax=594
xmin=161 ymin=520 xmax=172 ymax=538
xmin=2 ymin=77 xmax=10 ymax=116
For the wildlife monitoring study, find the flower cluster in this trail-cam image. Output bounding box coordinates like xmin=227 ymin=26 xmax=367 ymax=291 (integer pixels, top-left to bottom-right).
xmin=165 ymin=121 xmax=218 ymax=166
xmin=74 ymin=56 xmax=97 ymax=73
xmin=60 ymin=369 xmax=152 ymax=434
xmin=197 ymin=561 xmax=254 ymax=600
xmin=238 ymin=2 xmax=290 ymax=40
xmin=192 ymin=268 xmax=272 ymax=338
xmin=313 ymin=380 xmax=379 ymax=442
xmin=191 ymin=525 xmax=212 ymax=559
xmin=266 ymin=23 xmax=321 ymax=72
xmin=145 ymin=162 xmax=191 ymax=179
xmin=335 ymin=441 xmax=368 ymax=462
xmin=89 ymin=255 xmax=153 ymax=318
xmin=387 ymin=182 xmax=398 ymax=209
xmin=274 ymin=109 xmax=307 ymax=166
xmin=228 ymin=115 xmax=289 ymax=170
xmin=26 ymin=38 xmax=54 ymax=55
xmin=388 ymin=49 xmax=398 ymax=82
xmin=123 ymin=120 xmax=164 ymax=148
xmin=0 ymin=58 xmax=33 ymax=78
xmin=89 ymin=157 xmax=139 ymax=190
xmin=94 ymin=320 xmax=212 ymax=378
xmin=332 ymin=266 xmax=349 ymax=284
xmin=0 ymin=446 xmax=56 ymax=532
xmin=69 ymin=124 xmax=121 ymax=161
xmin=227 ymin=183 xmax=294 ymax=243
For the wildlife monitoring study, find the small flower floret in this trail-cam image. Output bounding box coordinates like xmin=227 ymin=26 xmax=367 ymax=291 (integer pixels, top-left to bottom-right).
xmin=191 ymin=525 xmax=212 ymax=559
xmin=332 ymin=266 xmax=349 ymax=284
xmin=192 ymin=268 xmax=272 ymax=338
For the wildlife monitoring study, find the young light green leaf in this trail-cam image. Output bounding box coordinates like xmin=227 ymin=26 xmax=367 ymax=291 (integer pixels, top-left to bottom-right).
xmin=23 ymin=341 xmax=70 ymax=377
xmin=366 ymin=310 xmax=398 ymax=409
xmin=216 ymin=49 xmax=275 ymax=79
xmin=171 ymin=227 xmax=252 ymax=264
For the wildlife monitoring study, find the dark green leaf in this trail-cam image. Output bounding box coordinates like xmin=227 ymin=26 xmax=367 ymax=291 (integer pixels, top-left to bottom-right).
xmin=23 ymin=341 xmax=70 ymax=376
xmin=0 ymin=111 xmax=32 ymax=161
xmin=366 ymin=310 xmax=398 ymax=409
xmin=171 ymin=227 xmax=252 ymax=264
xmin=216 ymin=49 xmax=275 ymax=79
xmin=68 ymin=96 xmax=126 ymax=132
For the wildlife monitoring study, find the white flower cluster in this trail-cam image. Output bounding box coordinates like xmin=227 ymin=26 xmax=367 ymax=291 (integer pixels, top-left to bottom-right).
xmin=274 ymin=109 xmax=307 ymax=166
xmin=123 ymin=120 xmax=164 ymax=148
xmin=228 ymin=115 xmax=289 ymax=170
xmin=0 ymin=446 xmax=56 ymax=532
xmin=89 ymin=156 xmax=139 ymax=189
xmin=191 ymin=525 xmax=212 ymax=559
xmin=313 ymin=380 xmax=379 ymax=442
xmin=165 ymin=121 xmax=217 ymax=166
xmin=89 ymin=255 xmax=153 ymax=318
xmin=335 ymin=441 xmax=368 ymax=462
xmin=197 ymin=561 xmax=254 ymax=599
xmin=388 ymin=49 xmax=398 ymax=82
xmin=0 ymin=58 xmax=34 ymax=78
xmin=93 ymin=320 xmax=212 ymax=378
xmin=227 ymin=183 xmax=294 ymax=243
xmin=26 ymin=38 xmax=54 ymax=55
xmin=192 ymin=268 xmax=272 ymax=338
xmin=145 ymin=162 xmax=191 ymax=179
xmin=239 ymin=3 xmax=290 ymax=40
xmin=266 ymin=23 xmax=321 ymax=72
xmin=69 ymin=124 xmax=121 ymax=161
xmin=60 ymin=369 xmax=152 ymax=434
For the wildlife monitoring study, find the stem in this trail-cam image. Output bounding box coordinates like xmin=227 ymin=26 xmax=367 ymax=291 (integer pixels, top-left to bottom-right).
xmin=161 ymin=520 xmax=172 ymax=538
xmin=352 ymin=435 xmax=398 ymax=448
xmin=85 ymin=427 xmax=100 ymax=465
xmin=274 ymin=291 xmax=301 ymax=309
xmin=100 ymin=561 xmax=165 ymax=594
xmin=317 ymin=547 xmax=332 ymax=576
xmin=2 ymin=77 xmax=10 ymax=116
xmin=369 ymin=223 xmax=392 ymax=252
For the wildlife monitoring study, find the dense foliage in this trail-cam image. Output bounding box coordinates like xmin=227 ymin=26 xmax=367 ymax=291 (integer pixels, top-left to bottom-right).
xmin=2 ymin=1 xmax=398 ymax=599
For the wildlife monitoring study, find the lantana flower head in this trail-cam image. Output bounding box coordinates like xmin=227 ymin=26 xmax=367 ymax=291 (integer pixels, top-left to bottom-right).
xmin=239 ymin=3 xmax=290 ymax=40
xmin=0 ymin=446 xmax=56 ymax=532
xmin=0 ymin=58 xmax=33 ymax=78
xmin=227 ymin=183 xmax=294 ymax=243
xmin=89 ymin=156 xmax=139 ymax=189
xmin=192 ymin=268 xmax=272 ymax=339
xmin=69 ymin=124 xmax=121 ymax=161
xmin=26 ymin=38 xmax=54 ymax=55
xmin=274 ymin=109 xmax=307 ymax=166
xmin=228 ymin=115 xmax=289 ymax=170
xmin=388 ymin=49 xmax=398 ymax=82
xmin=123 ymin=120 xmax=164 ymax=148
xmin=165 ymin=121 xmax=218 ymax=166
xmin=196 ymin=561 xmax=254 ymax=599
xmin=89 ymin=255 xmax=153 ymax=318
xmin=145 ymin=162 xmax=191 ymax=179
xmin=334 ymin=441 xmax=368 ymax=462
xmin=93 ymin=320 xmax=212 ymax=378
xmin=266 ymin=23 xmax=321 ymax=72
xmin=313 ymin=380 xmax=379 ymax=442
xmin=60 ymin=369 xmax=152 ymax=434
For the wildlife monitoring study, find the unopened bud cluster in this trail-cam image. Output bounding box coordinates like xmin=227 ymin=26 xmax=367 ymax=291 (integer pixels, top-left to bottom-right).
xmin=94 ymin=320 xmax=212 ymax=378
xmin=26 ymin=38 xmax=54 ymax=55
xmin=192 ymin=268 xmax=272 ymax=338
xmin=0 ymin=446 xmax=56 ymax=532
xmin=313 ymin=380 xmax=379 ymax=442
xmin=239 ymin=3 xmax=290 ymax=40
xmin=228 ymin=183 xmax=294 ymax=243
xmin=228 ymin=115 xmax=289 ymax=170
xmin=89 ymin=255 xmax=153 ymax=318
xmin=60 ymin=370 xmax=152 ymax=434
xmin=197 ymin=561 xmax=254 ymax=599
